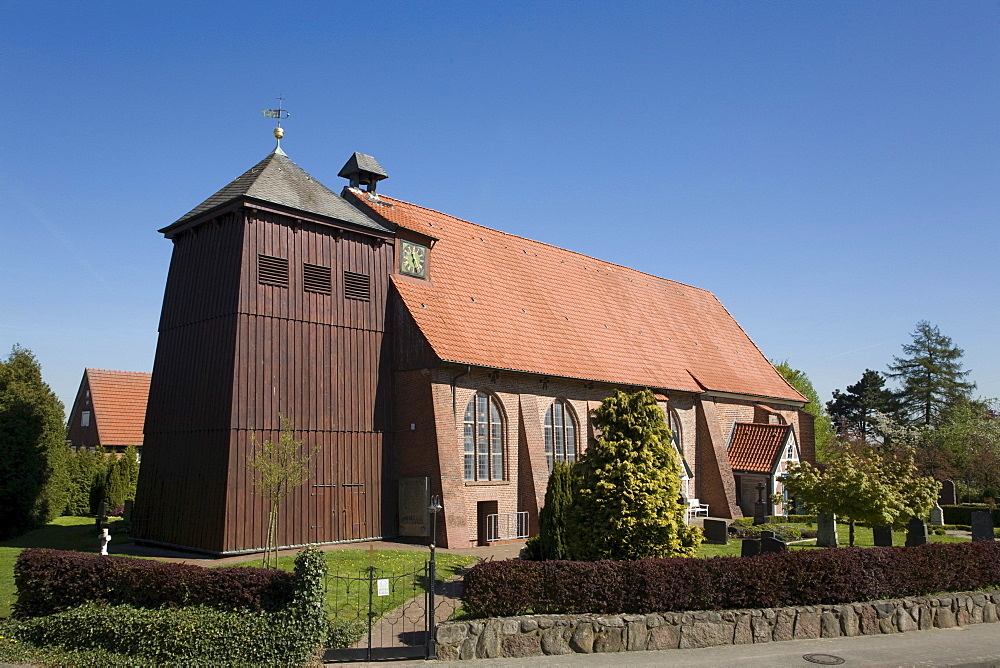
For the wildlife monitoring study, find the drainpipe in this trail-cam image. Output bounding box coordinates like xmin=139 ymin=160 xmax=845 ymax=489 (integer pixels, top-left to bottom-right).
xmin=451 ymin=365 xmax=471 ymax=417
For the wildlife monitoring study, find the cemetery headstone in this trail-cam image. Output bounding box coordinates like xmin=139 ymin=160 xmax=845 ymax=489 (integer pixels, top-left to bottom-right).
xmin=703 ymin=518 xmax=728 ymax=545
xmin=872 ymin=525 xmax=893 ymax=547
xmin=760 ymin=529 xmax=775 ymax=539
xmin=740 ymin=538 xmax=760 ymax=558
xmin=929 ymin=504 xmax=944 ymax=526
xmin=760 ymin=533 xmax=787 ymax=554
xmin=971 ymin=511 xmax=995 ymax=542
xmin=905 ymin=517 xmax=928 ymax=547
xmin=817 ymin=513 xmax=839 ymax=548
xmin=939 ymin=480 xmax=957 ymax=506
xmin=123 ymin=499 xmax=133 ymax=525
xmin=752 ymin=512 xmax=768 ymax=526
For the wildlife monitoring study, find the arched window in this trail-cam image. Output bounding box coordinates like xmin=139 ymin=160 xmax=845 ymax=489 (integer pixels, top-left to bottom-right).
xmin=463 ymin=392 xmax=504 ymax=481
xmin=544 ymin=399 xmax=578 ymax=472
xmin=666 ymin=409 xmax=683 ymax=454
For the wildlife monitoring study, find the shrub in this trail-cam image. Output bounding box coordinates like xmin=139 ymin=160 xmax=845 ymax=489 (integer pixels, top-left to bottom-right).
xmin=461 ymin=541 xmax=1000 ymax=618
xmin=942 ymin=505 xmax=1000 ymax=527
xmin=14 ymin=548 xmax=294 ymax=617
xmin=538 ymin=461 xmax=575 ymax=560
xmin=730 ymin=515 xmax=817 ymax=527
xmin=730 ymin=524 xmax=802 ymax=542
xmin=5 ymin=545 xmax=328 ymax=666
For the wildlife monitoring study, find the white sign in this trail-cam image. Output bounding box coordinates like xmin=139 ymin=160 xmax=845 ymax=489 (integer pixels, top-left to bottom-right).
xmin=377 ymin=578 xmax=390 ymax=597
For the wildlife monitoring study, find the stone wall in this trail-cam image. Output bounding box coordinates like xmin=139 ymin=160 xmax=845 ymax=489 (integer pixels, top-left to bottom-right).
xmin=434 ymin=590 xmax=1000 ymax=661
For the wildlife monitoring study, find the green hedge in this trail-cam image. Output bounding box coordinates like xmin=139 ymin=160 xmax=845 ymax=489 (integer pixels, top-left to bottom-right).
xmin=731 ymin=515 xmax=817 ymax=527
xmin=942 ymin=505 xmax=1000 ymax=526
xmin=3 ymin=546 xmax=328 ymax=666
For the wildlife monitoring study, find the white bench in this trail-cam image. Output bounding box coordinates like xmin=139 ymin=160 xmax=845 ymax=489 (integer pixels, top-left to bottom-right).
xmin=686 ymin=498 xmax=709 ymax=521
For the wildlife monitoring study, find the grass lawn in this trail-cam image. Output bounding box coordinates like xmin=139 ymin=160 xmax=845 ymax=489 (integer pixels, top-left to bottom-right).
xmin=695 ymin=523 xmax=968 ymax=558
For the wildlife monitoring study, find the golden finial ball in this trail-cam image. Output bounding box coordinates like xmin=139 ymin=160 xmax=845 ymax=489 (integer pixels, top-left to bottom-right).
xmin=274 ymin=127 xmax=285 ymax=140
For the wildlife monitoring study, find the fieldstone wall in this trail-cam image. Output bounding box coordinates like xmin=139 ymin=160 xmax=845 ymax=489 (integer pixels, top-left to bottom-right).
xmin=435 ymin=590 xmax=1000 ymax=661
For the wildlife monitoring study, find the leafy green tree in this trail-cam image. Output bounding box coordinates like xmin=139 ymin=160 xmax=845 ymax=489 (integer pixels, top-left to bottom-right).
xmin=887 ymin=321 xmax=975 ymax=426
xmin=568 ymin=389 xmax=701 ymax=560
xmin=914 ymin=399 xmax=1000 ymax=498
xmin=0 ymin=345 xmax=70 ymax=539
xmin=537 ymin=460 xmax=576 ymax=560
xmin=827 ymin=369 xmax=902 ymax=442
xmin=773 ymin=360 xmax=836 ymax=460
xmin=248 ymin=415 xmax=315 ymax=568
xmin=782 ymin=442 xmax=938 ymax=546
xmin=106 ymin=445 xmax=140 ymax=510
xmin=64 ymin=447 xmax=106 ymax=516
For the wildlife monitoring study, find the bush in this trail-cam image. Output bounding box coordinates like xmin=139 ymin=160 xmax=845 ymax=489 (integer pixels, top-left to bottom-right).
xmin=5 ymin=546 xmax=328 ymax=666
xmin=942 ymin=505 xmax=1000 ymax=527
xmin=461 ymin=541 xmax=1000 ymax=618
xmin=731 ymin=515 xmax=817 ymax=527
xmin=730 ymin=524 xmax=802 ymax=542
xmin=14 ymin=548 xmax=294 ymax=617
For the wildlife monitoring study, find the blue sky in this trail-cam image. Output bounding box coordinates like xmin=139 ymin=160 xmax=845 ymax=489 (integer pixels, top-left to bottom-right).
xmin=1 ymin=1 xmax=997 ymax=412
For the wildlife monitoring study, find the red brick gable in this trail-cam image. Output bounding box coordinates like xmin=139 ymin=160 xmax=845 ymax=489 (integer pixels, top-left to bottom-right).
xmin=85 ymin=369 xmax=151 ymax=446
xmin=348 ymin=190 xmax=805 ymax=402
xmin=727 ymin=422 xmax=793 ymax=474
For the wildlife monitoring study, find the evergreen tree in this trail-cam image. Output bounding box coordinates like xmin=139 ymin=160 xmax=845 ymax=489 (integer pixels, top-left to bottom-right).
xmin=64 ymin=447 xmax=106 ymax=516
xmin=827 ymin=369 xmax=902 ymax=442
xmin=568 ymin=389 xmax=701 ymax=560
xmin=537 ymin=460 xmax=575 ymax=560
xmin=887 ymin=321 xmax=975 ymax=426
xmin=0 ymin=345 xmax=70 ymax=539
xmin=773 ymin=360 xmax=836 ymax=460
xmin=106 ymin=445 xmax=140 ymax=510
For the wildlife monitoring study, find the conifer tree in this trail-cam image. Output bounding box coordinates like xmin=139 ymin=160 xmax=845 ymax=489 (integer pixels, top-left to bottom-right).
xmin=64 ymin=447 xmax=105 ymax=516
xmin=568 ymin=389 xmax=701 ymax=560
xmin=538 ymin=460 xmax=575 ymax=560
xmin=106 ymin=444 xmax=140 ymax=510
xmin=887 ymin=321 xmax=975 ymax=426
xmin=827 ymin=369 xmax=902 ymax=442
xmin=0 ymin=345 xmax=69 ymax=539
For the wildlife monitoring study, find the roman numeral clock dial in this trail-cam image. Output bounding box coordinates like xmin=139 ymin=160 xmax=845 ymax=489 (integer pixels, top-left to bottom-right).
xmin=399 ymin=240 xmax=428 ymax=279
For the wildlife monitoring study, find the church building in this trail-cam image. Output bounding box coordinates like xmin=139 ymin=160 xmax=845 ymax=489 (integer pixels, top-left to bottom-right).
xmin=132 ymin=135 xmax=814 ymax=555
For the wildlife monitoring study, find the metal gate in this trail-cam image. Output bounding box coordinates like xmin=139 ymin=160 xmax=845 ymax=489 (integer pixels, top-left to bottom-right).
xmin=322 ymin=551 xmax=447 ymax=662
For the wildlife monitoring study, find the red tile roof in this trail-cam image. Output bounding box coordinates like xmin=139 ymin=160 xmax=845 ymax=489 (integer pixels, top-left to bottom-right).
xmin=86 ymin=369 xmax=151 ymax=446
xmin=348 ymin=190 xmax=806 ymax=402
xmin=727 ymin=423 xmax=792 ymax=474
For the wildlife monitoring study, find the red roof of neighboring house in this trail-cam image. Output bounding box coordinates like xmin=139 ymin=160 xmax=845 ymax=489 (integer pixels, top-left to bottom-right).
xmin=347 ymin=190 xmax=806 ymax=402
xmin=727 ymin=422 xmax=793 ymax=474
xmin=86 ymin=369 xmax=151 ymax=446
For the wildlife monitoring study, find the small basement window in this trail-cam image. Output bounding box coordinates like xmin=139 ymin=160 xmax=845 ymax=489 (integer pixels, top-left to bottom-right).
xmin=258 ymin=254 xmax=289 ymax=288
xmin=344 ymin=271 xmax=371 ymax=301
xmin=303 ymin=263 xmax=332 ymax=295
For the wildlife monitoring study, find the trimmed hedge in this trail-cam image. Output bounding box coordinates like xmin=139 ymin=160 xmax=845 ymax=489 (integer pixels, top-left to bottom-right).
xmin=942 ymin=505 xmax=1000 ymax=527
xmin=13 ymin=548 xmax=294 ymax=618
xmin=732 ymin=515 xmax=818 ymax=526
xmin=5 ymin=546 xmax=328 ymax=666
xmin=463 ymin=542 xmax=1000 ymax=618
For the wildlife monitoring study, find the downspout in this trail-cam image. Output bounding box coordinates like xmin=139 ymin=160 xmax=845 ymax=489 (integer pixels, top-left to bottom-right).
xmin=451 ymin=365 xmax=472 ymax=418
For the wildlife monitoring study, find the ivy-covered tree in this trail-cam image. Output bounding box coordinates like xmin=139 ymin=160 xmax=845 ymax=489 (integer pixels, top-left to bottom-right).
xmin=887 ymin=321 xmax=975 ymax=426
xmin=0 ymin=345 xmax=69 ymax=539
xmin=537 ymin=460 xmax=575 ymax=560
xmin=782 ymin=442 xmax=938 ymax=546
xmin=827 ymin=369 xmax=902 ymax=442
xmin=568 ymin=389 xmax=701 ymax=560
xmin=773 ymin=360 xmax=836 ymax=460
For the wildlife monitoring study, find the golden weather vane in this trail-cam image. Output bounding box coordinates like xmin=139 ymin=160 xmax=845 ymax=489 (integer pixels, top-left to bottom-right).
xmin=261 ymin=95 xmax=290 ymax=148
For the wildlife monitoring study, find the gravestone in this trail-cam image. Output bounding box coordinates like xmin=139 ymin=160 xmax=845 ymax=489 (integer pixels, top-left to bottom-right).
xmin=971 ymin=511 xmax=995 ymax=542
xmin=740 ymin=539 xmax=760 ymax=558
xmin=703 ymin=518 xmax=728 ymax=545
xmin=939 ymin=480 xmax=957 ymax=506
xmin=753 ymin=512 xmax=768 ymax=526
xmin=817 ymin=513 xmax=839 ymax=548
xmin=872 ymin=525 xmax=893 ymax=547
xmin=123 ymin=500 xmax=133 ymax=525
xmin=929 ymin=504 xmax=944 ymax=526
xmin=760 ymin=532 xmax=787 ymax=554
xmin=905 ymin=517 xmax=928 ymax=547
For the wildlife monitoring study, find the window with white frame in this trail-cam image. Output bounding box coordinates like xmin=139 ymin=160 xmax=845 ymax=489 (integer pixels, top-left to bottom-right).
xmin=666 ymin=408 xmax=683 ymax=454
xmin=544 ymin=399 xmax=578 ymax=472
xmin=81 ymin=411 xmax=91 ymax=427
xmin=463 ymin=392 xmax=504 ymax=481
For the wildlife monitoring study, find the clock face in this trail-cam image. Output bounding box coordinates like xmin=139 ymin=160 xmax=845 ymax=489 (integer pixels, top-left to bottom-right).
xmin=399 ymin=240 xmax=428 ymax=278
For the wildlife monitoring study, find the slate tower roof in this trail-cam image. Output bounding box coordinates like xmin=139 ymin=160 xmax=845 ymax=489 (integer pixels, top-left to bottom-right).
xmin=161 ymin=148 xmax=390 ymax=235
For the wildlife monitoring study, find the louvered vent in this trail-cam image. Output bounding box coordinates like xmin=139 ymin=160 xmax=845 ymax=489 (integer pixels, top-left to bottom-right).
xmin=258 ymin=255 xmax=289 ymax=287
xmin=343 ymin=271 xmax=371 ymax=301
xmin=303 ymin=263 xmax=332 ymax=295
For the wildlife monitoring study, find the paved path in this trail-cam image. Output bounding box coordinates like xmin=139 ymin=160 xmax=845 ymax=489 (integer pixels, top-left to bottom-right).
xmin=382 ymin=623 xmax=1000 ymax=666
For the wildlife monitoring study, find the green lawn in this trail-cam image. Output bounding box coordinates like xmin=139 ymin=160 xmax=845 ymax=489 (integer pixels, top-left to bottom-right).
xmin=695 ymin=523 xmax=968 ymax=558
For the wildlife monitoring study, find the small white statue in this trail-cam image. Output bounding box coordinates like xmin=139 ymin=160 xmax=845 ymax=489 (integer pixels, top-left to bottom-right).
xmin=99 ymin=527 xmax=111 ymax=556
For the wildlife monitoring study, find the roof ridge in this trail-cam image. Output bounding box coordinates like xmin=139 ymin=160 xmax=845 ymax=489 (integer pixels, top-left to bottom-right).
xmin=86 ymin=368 xmax=152 ymax=375
xmin=372 ymin=193 xmax=715 ymax=296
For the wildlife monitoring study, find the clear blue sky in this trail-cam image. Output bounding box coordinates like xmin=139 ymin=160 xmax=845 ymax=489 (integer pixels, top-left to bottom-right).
xmin=2 ymin=2 xmax=997 ymax=412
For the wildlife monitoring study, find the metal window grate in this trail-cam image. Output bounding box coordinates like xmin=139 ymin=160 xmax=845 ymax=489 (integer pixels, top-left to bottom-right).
xmin=343 ymin=271 xmax=371 ymax=301
xmin=303 ymin=263 xmax=332 ymax=295
xmin=258 ymin=254 xmax=289 ymax=287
